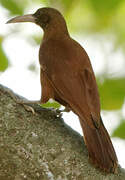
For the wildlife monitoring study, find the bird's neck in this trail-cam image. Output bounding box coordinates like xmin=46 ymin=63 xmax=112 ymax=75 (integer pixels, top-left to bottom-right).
xmin=43 ymin=20 xmax=69 ymax=41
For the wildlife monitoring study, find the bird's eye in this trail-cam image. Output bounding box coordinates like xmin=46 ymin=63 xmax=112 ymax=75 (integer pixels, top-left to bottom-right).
xmin=34 ymin=10 xmax=50 ymax=28
xmin=37 ymin=10 xmax=41 ymax=16
xmin=41 ymin=14 xmax=50 ymax=24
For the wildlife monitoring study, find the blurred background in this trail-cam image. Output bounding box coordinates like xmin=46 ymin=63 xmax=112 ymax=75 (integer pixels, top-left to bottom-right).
xmin=0 ymin=0 xmax=125 ymax=168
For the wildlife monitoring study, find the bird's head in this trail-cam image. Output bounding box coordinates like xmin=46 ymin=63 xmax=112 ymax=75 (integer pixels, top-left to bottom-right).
xmin=6 ymin=7 xmax=68 ymax=34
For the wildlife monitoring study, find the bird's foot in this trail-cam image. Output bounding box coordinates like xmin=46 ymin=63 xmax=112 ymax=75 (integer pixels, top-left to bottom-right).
xmin=15 ymin=99 xmax=41 ymax=114
xmin=6 ymin=87 xmax=40 ymax=114
xmin=21 ymin=104 xmax=36 ymax=114
xmin=55 ymin=107 xmax=70 ymax=118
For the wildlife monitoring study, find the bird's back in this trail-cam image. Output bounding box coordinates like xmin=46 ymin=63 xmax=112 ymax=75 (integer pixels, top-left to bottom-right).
xmin=39 ymin=36 xmax=101 ymax=128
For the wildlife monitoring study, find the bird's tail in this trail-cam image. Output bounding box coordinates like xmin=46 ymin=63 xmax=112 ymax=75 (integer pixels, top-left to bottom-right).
xmin=79 ymin=117 xmax=118 ymax=173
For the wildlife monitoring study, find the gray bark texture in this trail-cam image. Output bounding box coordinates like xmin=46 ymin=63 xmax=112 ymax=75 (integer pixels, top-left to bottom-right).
xmin=0 ymin=84 xmax=125 ymax=180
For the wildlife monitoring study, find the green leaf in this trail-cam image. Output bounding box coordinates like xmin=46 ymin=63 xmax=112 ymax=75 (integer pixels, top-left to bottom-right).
xmin=0 ymin=37 xmax=9 ymax=72
xmin=88 ymin=0 xmax=122 ymax=15
xmin=31 ymin=35 xmax=42 ymax=45
xmin=85 ymin=0 xmax=123 ymax=31
xmin=0 ymin=0 xmax=26 ymax=15
xmin=42 ymin=101 xmax=61 ymax=109
xmin=112 ymin=121 xmax=125 ymax=139
xmin=98 ymin=78 xmax=125 ymax=110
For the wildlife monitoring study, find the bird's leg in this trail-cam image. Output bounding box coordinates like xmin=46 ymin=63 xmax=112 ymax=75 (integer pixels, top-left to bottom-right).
xmin=6 ymin=87 xmax=41 ymax=114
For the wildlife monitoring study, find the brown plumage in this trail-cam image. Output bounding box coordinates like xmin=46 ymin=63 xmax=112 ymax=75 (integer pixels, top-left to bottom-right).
xmin=7 ymin=7 xmax=118 ymax=173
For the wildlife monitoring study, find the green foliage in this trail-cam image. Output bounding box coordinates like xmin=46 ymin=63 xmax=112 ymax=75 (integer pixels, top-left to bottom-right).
xmin=98 ymin=78 xmax=125 ymax=110
xmin=86 ymin=0 xmax=123 ymax=30
xmin=0 ymin=37 xmax=8 ymax=72
xmin=42 ymin=101 xmax=61 ymax=109
xmin=0 ymin=0 xmax=27 ymax=15
xmin=31 ymin=35 xmax=42 ymax=45
xmin=112 ymin=120 xmax=125 ymax=139
xmin=88 ymin=0 xmax=122 ymax=15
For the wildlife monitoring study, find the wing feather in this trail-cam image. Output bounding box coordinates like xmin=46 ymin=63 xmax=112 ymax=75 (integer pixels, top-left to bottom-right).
xmin=40 ymin=38 xmax=101 ymax=128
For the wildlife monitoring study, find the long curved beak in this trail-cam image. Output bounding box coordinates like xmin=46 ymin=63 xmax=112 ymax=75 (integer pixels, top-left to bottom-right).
xmin=6 ymin=14 xmax=35 ymax=24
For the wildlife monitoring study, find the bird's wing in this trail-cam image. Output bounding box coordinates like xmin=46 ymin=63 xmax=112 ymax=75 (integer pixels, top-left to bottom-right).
xmin=40 ymin=38 xmax=101 ymax=128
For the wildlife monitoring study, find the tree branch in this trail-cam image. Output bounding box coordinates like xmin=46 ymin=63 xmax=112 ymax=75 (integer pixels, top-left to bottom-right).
xmin=0 ymin=84 xmax=125 ymax=180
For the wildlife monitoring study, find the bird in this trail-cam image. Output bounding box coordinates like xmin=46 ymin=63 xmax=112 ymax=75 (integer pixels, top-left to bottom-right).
xmin=7 ymin=7 xmax=118 ymax=173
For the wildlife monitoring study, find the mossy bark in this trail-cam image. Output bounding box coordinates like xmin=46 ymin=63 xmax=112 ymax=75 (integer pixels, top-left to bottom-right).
xmin=0 ymin=84 xmax=125 ymax=180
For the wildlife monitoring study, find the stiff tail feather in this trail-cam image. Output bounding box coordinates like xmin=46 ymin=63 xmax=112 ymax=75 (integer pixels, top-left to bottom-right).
xmin=79 ymin=117 xmax=118 ymax=173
